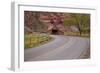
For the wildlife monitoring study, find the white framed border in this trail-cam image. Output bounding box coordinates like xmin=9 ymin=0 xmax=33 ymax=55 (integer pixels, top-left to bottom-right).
xmin=11 ymin=2 xmax=97 ymax=71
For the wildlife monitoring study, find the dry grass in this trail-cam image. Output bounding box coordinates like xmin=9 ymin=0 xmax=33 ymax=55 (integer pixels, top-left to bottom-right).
xmin=64 ymin=31 xmax=90 ymax=38
xmin=24 ymin=34 xmax=53 ymax=49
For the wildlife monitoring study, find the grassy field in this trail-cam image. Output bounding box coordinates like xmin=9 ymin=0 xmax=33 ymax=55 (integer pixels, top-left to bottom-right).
xmin=24 ymin=34 xmax=53 ymax=49
xmin=64 ymin=31 xmax=90 ymax=38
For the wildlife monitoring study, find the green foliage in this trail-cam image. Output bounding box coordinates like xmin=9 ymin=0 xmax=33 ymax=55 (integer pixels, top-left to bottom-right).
xmin=64 ymin=18 xmax=76 ymax=26
xmin=64 ymin=31 xmax=90 ymax=38
xmin=64 ymin=13 xmax=90 ymax=35
xmin=24 ymin=34 xmax=53 ymax=49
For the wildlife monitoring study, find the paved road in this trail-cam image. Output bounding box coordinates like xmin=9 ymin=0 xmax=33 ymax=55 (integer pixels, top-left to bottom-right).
xmin=24 ymin=35 xmax=90 ymax=61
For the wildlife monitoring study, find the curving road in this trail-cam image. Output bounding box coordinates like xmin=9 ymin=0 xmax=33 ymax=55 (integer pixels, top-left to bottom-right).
xmin=24 ymin=35 xmax=90 ymax=61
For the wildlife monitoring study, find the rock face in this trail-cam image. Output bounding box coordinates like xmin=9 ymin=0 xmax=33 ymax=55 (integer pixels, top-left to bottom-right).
xmin=49 ymin=18 xmax=65 ymax=35
xmin=47 ymin=23 xmax=65 ymax=35
xmin=24 ymin=11 xmax=66 ymax=35
xmin=24 ymin=11 xmax=48 ymax=33
xmin=40 ymin=13 xmax=66 ymax=35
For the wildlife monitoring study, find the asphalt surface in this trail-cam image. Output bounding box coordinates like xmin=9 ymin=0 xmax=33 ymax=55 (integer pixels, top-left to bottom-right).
xmin=24 ymin=35 xmax=90 ymax=61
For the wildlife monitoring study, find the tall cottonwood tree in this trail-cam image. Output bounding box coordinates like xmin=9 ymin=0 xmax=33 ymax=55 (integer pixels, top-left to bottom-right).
xmin=71 ymin=13 xmax=90 ymax=35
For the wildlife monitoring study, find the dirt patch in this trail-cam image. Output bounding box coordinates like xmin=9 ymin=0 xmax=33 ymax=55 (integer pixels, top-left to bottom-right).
xmin=80 ymin=48 xmax=90 ymax=59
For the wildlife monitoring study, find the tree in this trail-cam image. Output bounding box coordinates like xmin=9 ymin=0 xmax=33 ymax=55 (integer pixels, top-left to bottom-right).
xmin=71 ymin=13 xmax=90 ymax=35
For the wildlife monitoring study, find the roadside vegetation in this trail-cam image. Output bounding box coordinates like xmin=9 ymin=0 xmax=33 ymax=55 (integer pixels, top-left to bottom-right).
xmin=64 ymin=31 xmax=90 ymax=38
xmin=64 ymin=13 xmax=90 ymax=37
xmin=24 ymin=34 xmax=53 ymax=49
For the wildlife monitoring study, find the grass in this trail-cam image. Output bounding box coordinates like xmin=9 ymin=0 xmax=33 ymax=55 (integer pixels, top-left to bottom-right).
xmin=24 ymin=33 xmax=53 ymax=49
xmin=64 ymin=31 xmax=90 ymax=38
